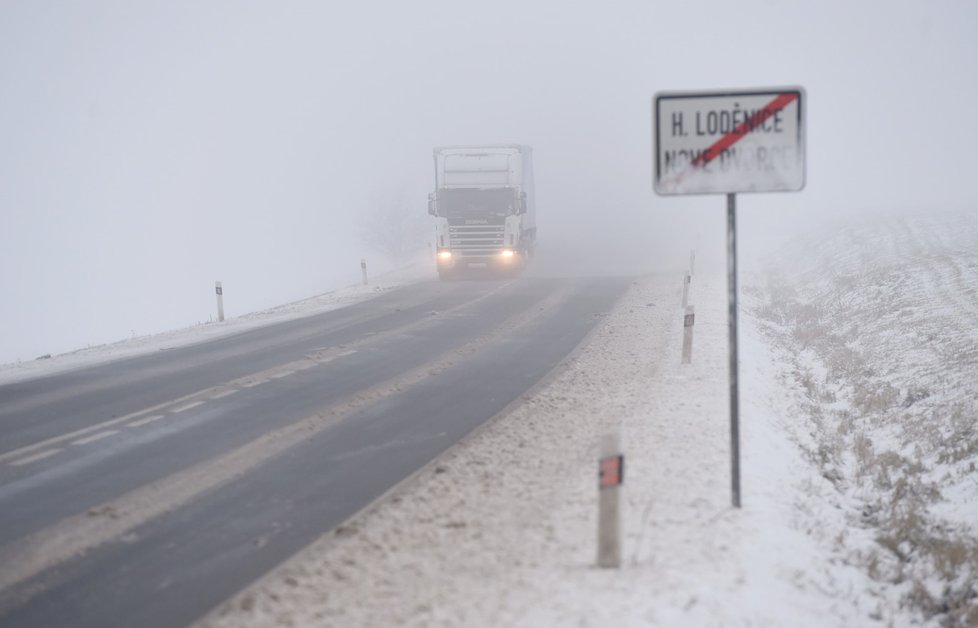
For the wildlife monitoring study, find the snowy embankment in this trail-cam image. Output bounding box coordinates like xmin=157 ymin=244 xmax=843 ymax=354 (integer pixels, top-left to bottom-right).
xmin=0 ymin=262 xmax=435 ymax=386
xmin=198 ymin=265 xmax=903 ymax=625
xmin=750 ymin=210 xmax=978 ymax=626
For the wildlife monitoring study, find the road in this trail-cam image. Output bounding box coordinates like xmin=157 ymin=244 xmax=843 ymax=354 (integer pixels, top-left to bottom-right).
xmin=0 ymin=275 xmax=630 ymax=628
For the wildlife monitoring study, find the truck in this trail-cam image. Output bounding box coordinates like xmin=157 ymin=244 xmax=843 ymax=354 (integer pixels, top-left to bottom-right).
xmin=427 ymin=145 xmax=536 ymax=279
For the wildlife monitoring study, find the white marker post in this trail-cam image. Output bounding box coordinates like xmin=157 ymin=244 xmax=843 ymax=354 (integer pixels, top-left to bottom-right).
xmin=681 ymin=272 xmax=691 ymax=309
xmin=654 ymin=87 xmax=806 ymax=508
xmin=682 ymin=305 xmax=695 ymax=364
xmin=597 ymin=432 xmax=623 ymax=568
xmin=215 ymin=281 xmax=225 ymax=323
xmin=361 ymin=258 xmax=368 ymax=286
xmin=690 ymin=250 xmax=696 ymax=277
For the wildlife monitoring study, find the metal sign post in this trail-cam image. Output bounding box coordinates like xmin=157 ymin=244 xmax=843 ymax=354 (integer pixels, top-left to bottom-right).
xmin=726 ymin=193 xmax=741 ymax=508
xmin=653 ymin=87 xmax=805 ymax=508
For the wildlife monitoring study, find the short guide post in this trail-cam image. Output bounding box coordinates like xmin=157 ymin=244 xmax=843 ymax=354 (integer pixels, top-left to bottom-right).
xmin=361 ymin=258 xmax=368 ymax=286
xmin=682 ymin=305 xmax=695 ymax=364
xmin=597 ymin=432 xmax=623 ymax=568
xmin=215 ymin=281 xmax=225 ymax=323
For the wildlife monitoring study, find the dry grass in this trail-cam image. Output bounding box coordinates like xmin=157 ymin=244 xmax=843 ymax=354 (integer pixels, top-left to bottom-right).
xmin=751 ymin=267 xmax=978 ymax=626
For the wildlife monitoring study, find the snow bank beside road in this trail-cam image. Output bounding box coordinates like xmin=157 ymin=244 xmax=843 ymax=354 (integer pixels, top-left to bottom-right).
xmin=199 ymin=270 xmax=889 ymax=627
xmin=0 ymin=262 xmax=435 ymax=386
xmin=751 ymin=210 xmax=978 ymax=626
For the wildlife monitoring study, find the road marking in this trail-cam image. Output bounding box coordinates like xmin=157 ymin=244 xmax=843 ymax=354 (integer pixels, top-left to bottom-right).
xmin=71 ymin=430 xmax=120 ymax=446
xmin=0 ymin=290 xmax=513 ymax=466
xmin=209 ymin=388 xmax=239 ymax=400
xmin=0 ymin=285 xmax=569 ymax=593
xmin=170 ymin=401 xmax=205 ymax=413
xmin=0 ymin=342 xmax=364 ymax=465
xmin=269 ymin=370 xmax=296 ymax=380
xmin=9 ymin=449 xmax=63 ymax=467
xmin=127 ymin=414 xmax=165 ymax=428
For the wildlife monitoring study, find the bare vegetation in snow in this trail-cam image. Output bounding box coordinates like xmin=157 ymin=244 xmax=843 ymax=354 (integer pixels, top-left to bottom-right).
xmin=750 ymin=211 xmax=978 ymax=627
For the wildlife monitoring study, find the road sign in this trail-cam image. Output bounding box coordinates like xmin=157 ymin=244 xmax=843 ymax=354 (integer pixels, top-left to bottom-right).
xmin=653 ymin=85 xmax=807 ymax=508
xmin=653 ymin=87 xmax=805 ymax=195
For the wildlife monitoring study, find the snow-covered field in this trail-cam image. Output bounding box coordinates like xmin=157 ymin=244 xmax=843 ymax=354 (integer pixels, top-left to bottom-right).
xmin=750 ymin=210 xmax=978 ymax=626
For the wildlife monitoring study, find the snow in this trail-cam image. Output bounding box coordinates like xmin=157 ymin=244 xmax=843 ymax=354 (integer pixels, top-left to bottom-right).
xmin=196 ymin=270 xmax=895 ymax=627
xmin=0 ymin=262 xmax=435 ymax=387
xmin=6 ymin=210 xmax=975 ymax=625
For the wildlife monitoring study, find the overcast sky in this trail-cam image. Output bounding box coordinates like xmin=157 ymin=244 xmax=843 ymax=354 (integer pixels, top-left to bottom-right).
xmin=2 ymin=0 xmax=977 ymax=363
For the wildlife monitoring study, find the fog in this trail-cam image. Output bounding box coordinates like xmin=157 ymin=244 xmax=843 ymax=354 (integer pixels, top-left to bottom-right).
xmin=2 ymin=1 xmax=976 ymax=364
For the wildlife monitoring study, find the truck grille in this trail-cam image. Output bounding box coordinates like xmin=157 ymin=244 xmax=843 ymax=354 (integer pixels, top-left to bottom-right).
xmin=448 ymin=223 xmax=506 ymax=257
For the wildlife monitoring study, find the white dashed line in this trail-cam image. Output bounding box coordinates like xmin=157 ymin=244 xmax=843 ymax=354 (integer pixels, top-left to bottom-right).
xmin=0 ymin=348 xmax=359 ymax=466
xmin=9 ymin=449 xmax=63 ymax=467
xmin=170 ymin=401 xmax=205 ymax=413
xmin=127 ymin=414 xmax=165 ymax=428
xmin=71 ymin=430 xmax=120 ymax=446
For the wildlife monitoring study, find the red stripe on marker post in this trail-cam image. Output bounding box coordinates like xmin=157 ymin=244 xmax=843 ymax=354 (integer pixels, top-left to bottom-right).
xmin=691 ymin=92 xmax=799 ymax=167
xmin=599 ymin=455 xmax=624 ymax=488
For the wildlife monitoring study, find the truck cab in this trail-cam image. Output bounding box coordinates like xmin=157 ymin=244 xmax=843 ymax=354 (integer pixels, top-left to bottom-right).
xmin=428 ymin=145 xmax=536 ymax=279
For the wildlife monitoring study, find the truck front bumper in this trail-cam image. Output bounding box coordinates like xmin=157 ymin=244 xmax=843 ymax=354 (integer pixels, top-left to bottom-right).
xmin=436 ymin=249 xmax=521 ymax=271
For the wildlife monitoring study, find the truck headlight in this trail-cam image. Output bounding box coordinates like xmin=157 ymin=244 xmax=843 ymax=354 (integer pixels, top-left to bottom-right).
xmin=500 ymin=249 xmax=515 ymax=259
xmin=437 ymin=250 xmax=453 ymax=260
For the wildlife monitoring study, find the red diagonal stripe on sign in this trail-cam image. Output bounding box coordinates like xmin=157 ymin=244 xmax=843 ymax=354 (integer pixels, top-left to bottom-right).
xmin=691 ymin=92 xmax=799 ymax=167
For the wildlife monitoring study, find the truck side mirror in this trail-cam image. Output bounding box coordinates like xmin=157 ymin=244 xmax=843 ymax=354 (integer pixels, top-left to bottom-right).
xmin=428 ymin=193 xmax=436 ymax=216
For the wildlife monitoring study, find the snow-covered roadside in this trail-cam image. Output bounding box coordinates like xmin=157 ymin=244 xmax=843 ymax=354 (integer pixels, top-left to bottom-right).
xmin=749 ymin=210 xmax=978 ymax=626
xmin=198 ymin=271 xmax=890 ymax=627
xmin=0 ymin=262 xmax=435 ymax=386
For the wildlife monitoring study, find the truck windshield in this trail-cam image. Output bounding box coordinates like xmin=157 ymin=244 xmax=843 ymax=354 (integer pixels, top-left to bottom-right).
xmin=438 ymin=188 xmax=515 ymax=218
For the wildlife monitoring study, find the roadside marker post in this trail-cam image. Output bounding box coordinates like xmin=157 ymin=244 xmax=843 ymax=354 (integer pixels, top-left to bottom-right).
xmin=597 ymin=432 xmax=623 ymax=568
xmin=653 ymin=87 xmax=806 ymax=508
xmin=682 ymin=305 xmax=695 ymax=364
xmin=215 ymin=281 xmax=225 ymax=323
xmin=682 ymin=272 xmax=691 ymax=309
xmin=361 ymin=258 xmax=368 ymax=286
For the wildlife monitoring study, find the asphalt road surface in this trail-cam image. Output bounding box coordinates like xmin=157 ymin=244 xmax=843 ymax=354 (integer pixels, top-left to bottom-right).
xmin=0 ymin=275 xmax=630 ymax=628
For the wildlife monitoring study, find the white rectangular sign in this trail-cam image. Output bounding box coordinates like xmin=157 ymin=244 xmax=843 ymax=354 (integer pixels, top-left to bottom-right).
xmin=653 ymin=87 xmax=805 ymax=195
